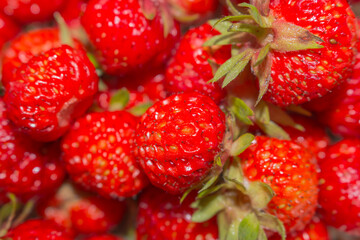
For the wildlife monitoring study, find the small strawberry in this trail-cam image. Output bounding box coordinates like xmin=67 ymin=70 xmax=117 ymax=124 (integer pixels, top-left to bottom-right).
xmin=318 ymin=139 xmax=360 ymax=236
xmin=0 ymin=98 xmax=65 ymax=202
xmin=84 ymin=235 xmax=123 ymax=240
xmin=0 ymin=0 xmax=66 ymax=24
xmin=81 ymin=0 xmax=180 ymax=75
xmin=134 ymin=93 xmax=226 ymax=194
xmin=38 ymin=183 xmax=125 ymax=235
xmin=239 ymin=136 xmax=318 ymax=233
xmin=208 ymin=0 xmax=357 ymax=106
xmin=62 ymin=111 xmax=148 ymax=198
xmin=270 ymin=217 xmax=329 ymax=240
xmin=6 ymin=219 xmax=74 ymax=240
xmin=0 ymin=12 xmax=20 ymax=50
xmin=1 ymin=27 xmax=83 ymax=87
xmin=165 ymin=23 xmax=230 ymax=104
xmin=136 ymin=187 xmax=218 ymax=240
xmin=4 ymin=45 xmax=98 ymax=142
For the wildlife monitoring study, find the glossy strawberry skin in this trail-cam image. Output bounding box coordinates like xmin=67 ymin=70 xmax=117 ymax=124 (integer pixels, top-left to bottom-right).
xmin=240 ymin=136 xmax=318 ymax=233
xmin=0 ymin=12 xmax=20 ymax=50
xmin=2 ymin=28 xmax=83 ymax=87
xmin=0 ymin=98 xmax=65 ymax=202
xmin=62 ymin=111 xmax=148 ymax=198
xmin=81 ymin=0 xmax=180 ymax=75
xmin=175 ymin=0 xmax=218 ymax=14
xmin=0 ymin=0 xmax=66 ymax=24
xmin=136 ymin=187 xmax=218 ymax=240
xmin=85 ymin=235 xmax=123 ymax=240
xmin=165 ymin=23 xmax=229 ymax=104
xmin=4 ymin=45 xmax=98 ymax=142
xmin=264 ymin=0 xmax=357 ymax=106
xmin=318 ymin=139 xmax=360 ymax=236
xmin=6 ymin=219 xmax=74 ymax=240
xmin=134 ymin=93 xmax=226 ymax=194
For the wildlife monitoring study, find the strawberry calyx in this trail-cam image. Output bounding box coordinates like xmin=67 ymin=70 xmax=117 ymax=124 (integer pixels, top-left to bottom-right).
xmin=206 ymin=0 xmax=324 ymax=102
xmin=54 ymin=12 xmax=75 ymax=48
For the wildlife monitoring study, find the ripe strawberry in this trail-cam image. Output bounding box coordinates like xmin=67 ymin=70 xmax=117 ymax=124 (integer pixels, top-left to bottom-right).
xmin=38 ymin=184 xmax=125 ymax=235
xmin=134 ymin=93 xmax=226 ymax=194
xmin=136 ymin=187 xmax=218 ymax=240
xmin=59 ymin=0 xmax=87 ymax=23
xmin=209 ymin=0 xmax=357 ymax=106
xmin=84 ymin=235 xmax=123 ymax=240
xmin=282 ymin=115 xmax=330 ymax=163
xmin=0 ymin=0 xmax=66 ymax=24
xmin=81 ymin=0 xmax=180 ymax=75
xmin=62 ymin=111 xmax=148 ymax=198
xmin=0 ymin=98 xmax=65 ymax=202
xmin=173 ymin=0 xmax=218 ymax=15
xmin=0 ymin=12 xmax=20 ymax=50
xmin=1 ymin=27 xmax=83 ymax=87
xmin=4 ymin=45 xmax=98 ymax=142
xmin=318 ymin=139 xmax=360 ymax=236
xmin=270 ymin=217 xmax=329 ymax=240
xmin=6 ymin=219 xmax=74 ymax=240
xmin=240 ymin=136 xmax=318 ymax=233
xmin=165 ymin=23 xmax=230 ymax=104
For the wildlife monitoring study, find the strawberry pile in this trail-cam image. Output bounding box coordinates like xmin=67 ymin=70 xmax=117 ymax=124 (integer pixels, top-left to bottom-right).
xmin=0 ymin=0 xmax=360 ymax=239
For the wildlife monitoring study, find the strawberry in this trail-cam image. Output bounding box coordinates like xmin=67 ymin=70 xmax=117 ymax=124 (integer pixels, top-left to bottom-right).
xmin=282 ymin=115 xmax=330 ymax=163
xmin=4 ymin=45 xmax=98 ymax=142
xmin=270 ymin=217 xmax=329 ymax=240
xmin=208 ymin=0 xmax=357 ymax=106
xmin=239 ymin=136 xmax=318 ymax=233
xmin=0 ymin=98 xmax=65 ymax=202
xmin=173 ymin=0 xmax=218 ymax=15
xmin=1 ymin=27 xmax=83 ymax=87
xmin=81 ymin=0 xmax=180 ymax=75
xmin=165 ymin=23 xmax=230 ymax=104
xmin=84 ymin=235 xmax=123 ymax=240
xmin=134 ymin=93 xmax=226 ymax=194
xmin=0 ymin=12 xmax=20 ymax=50
xmin=318 ymin=139 xmax=360 ymax=236
xmin=0 ymin=0 xmax=66 ymax=24
xmin=38 ymin=183 xmax=125 ymax=235
xmin=62 ymin=111 xmax=148 ymax=198
xmin=136 ymin=187 xmax=218 ymax=240
xmin=59 ymin=0 xmax=88 ymax=23
xmin=6 ymin=219 xmax=74 ymax=240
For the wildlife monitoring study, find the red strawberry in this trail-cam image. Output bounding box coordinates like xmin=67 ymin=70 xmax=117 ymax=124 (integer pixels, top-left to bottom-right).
xmin=173 ymin=0 xmax=218 ymax=15
xmin=165 ymin=23 xmax=230 ymax=104
xmin=1 ymin=27 xmax=83 ymax=87
xmin=0 ymin=0 xmax=66 ymax=24
xmin=84 ymin=235 xmax=123 ymax=240
xmin=136 ymin=187 xmax=218 ymax=240
xmin=59 ymin=0 xmax=88 ymax=23
xmin=0 ymin=98 xmax=65 ymax=202
xmin=81 ymin=0 xmax=180 ymax=75
xmin=282 ymin=115 xmax=330 ymax=163
xmin=4 ymin=45 xmax=98 ymax=142
xmin=134 ymin=93 xmax=226 ymax=194
xmin=318 ymin=139 xmax=360 ymax=236
xmin=62 ymin=111 xmax=148 ymax=198
xmin=0 ymin=12 xmax=20 ymax=50
xmin=270 ymin=217 xmax=329 ymax=240
xmin=240 ymin=136 xmax=318 ymax=233
xmin=38 ymin=184 xmax=125 ymax=235
xmin=209 ymin=0 xmax=357 ymax=106
xmin=6 ymin=219 xmax=74 ymax=240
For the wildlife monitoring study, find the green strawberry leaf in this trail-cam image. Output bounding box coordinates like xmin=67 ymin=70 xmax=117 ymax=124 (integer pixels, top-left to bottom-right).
xmin=238 ymin=213 xmax=260 ymax=240
xmin=222 ymin=51 xmax=253 ymax=87
xmin=197 ymin=183 xmax=225 ymax=199
xmin=209 ymin=19 xmax=233 ymax=34
xmin=191 ymin=194 xmax=226 ymax=222
xmin=256 ymin=120 xmax=291 ymax=140
xmin=109 ymin=88 xmax=130 ymax=111
xmin=198 ymin=175 xmax=220 ymax=194
xmin=128 ymin=101 xmax=153 ymax=117
xmin=255 ymin=101 xmax=270 ymax=124
xmin=54 ymin=12 xmax=74 ymax=48
xmin=254 ymin=55 xmax=272 ymax=105
xmin=247 ymin=181 xmax=274 ymax=210
xmin=12 ymin=199 xmax=34 ymax=227
xmin=225 ymin=0 xmax=242 ymax=16
xmin=139 ymin=0 xmax=157 ymax=20
xmin=223 ymin=157 xmax=244 ymax=184
xmin=258 ymin=228 xmax=268 ymax=240
xmin=238 ymin=3 xmax=272 ymax=28
xmin=87 ymin=53 xmax=101 ymax=70
xmin=229 ymin=97 xmax=254 ymax=125
xmin=0 ymin=194 xmax=18 ymax=238
xmin=230 ymin=133 xmax=254 ymax=156
xmin=286 ymin=105 xmax=312 ymax=117
xmin=267 ymin=104 xmax=305 ymax=131
xmin=257 ymin=212 xmax=286 ymax=240
xmin=226 ymin=218 xmax=242 ymax=240
xmin=254 ymin=43 xmax=271 ymax=67
xmin=218 ymin=211 xmax=230 ymax=240
xmin=203 ymin=32 xmax=242 ymax=47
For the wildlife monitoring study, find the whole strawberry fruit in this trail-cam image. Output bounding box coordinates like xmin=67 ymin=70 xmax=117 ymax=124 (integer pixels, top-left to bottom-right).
xmin=136 ymin=187 xmax=218 ymax=240
xmin=6 ymin=219 xmax=74 ymax=240
xmin=62 ymin=111 xmax=148 ymax=198
xmin=0 ymin=98 xmax=65 ymax=202
xmin=240 ymin=136 xmax=318 ymax=233
xmin=0 ymin=12 xmax=20 ymax=50
xmin=135 ymin=93 xmax=225 ymax=194
xmin=0 ymin=0 xmax=66 ymax=23
xmin=1 ymin=27 xmax=83 ymax=87
xmin=81 ymin=0 xmax=180 ymax=75
xmin=318 ymin=139 xmax=360 ymax=236
xmin=4 ymin=45 xmax=98 ymax=142
xmin=165 ymin=23 xmax=229 ymax=104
